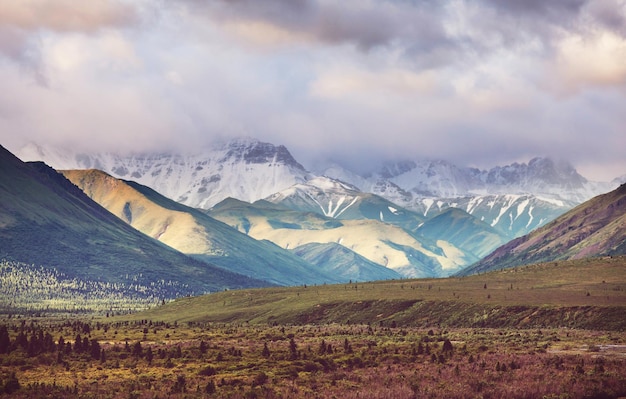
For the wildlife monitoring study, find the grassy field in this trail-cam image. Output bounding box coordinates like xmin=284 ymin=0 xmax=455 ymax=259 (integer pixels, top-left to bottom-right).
xmin=130 ymin=256 xmax=626 ymax=330
xmin=1 ymin=320 xmax=625 ymax=398
xmin=1 ymin=257 xmax=626 ymax=398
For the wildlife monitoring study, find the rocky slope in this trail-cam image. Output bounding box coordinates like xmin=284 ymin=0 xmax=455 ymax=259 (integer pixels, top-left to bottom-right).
xmin=459 ymin=183 xmax=626 ymax=275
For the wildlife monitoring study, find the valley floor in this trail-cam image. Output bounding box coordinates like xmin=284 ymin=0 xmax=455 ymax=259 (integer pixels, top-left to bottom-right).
xmin=1 ymin=320 xmax=625 ymax=399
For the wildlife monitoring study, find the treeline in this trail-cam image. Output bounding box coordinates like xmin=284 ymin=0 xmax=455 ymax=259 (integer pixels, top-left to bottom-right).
xmin=0 ymin=260 xmax=190 ymax=316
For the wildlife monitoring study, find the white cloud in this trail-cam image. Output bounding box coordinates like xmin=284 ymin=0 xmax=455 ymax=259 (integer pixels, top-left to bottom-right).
xmin=548 ymin=31 xmax=626 ymax=94
xmin=1 ymin=0 xmax=626 ymax=181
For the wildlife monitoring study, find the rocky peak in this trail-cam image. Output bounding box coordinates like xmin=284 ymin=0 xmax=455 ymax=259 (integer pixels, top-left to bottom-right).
xmin=221 ymin=138 xmax=306 ymax=170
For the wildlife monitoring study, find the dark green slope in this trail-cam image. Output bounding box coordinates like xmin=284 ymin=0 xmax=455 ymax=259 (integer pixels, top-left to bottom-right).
xmin=0 ymin=145 xmax=266 ymax=294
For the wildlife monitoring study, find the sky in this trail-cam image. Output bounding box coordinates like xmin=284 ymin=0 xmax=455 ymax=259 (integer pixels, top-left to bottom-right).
xmin=0 ymin=0 xmax=625 ymax=181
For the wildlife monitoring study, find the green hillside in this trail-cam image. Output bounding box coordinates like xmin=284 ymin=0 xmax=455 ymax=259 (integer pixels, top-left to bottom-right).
xmin=129 ymin=256 xmax=626 ymax=330
xmin=0 ymin=145 xmax=266 ymax=297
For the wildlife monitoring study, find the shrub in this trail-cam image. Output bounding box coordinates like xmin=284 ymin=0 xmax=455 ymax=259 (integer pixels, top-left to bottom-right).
xmin=199 ymin=365 xmax=217 ymax=376
xmin=252 ymin=371 xmax=268 ymax=387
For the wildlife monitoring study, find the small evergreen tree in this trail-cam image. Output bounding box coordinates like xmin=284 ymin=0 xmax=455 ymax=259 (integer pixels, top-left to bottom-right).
xmin=262 ymin=342 xmax=270 ymax=358
xmin=145 ymin=347 xmax=153 ymax=364
xmin=3 ymin=372 xmax=20 ymax=394
xmin=132 ymin=341 xmax=143 ymax=358
xmin=74 ymin=334 xmax=82 ymax=353
xmin=205 ymin=380 xmax=216 ymax=394
xmin=0 ymin=325 xmax=9 ymax=354
xmin=289 ymin=338 xmax=298 ymax=360
xmin=90 ymin=339 xmax=101 ymax=360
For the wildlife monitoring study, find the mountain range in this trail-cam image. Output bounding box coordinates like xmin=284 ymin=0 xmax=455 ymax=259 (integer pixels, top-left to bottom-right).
xmin=17 ymin=138 xmax=310 ymax=210
xmin=6 ymin=138 xmax=625 ymax=283
xmin=0 ymin=145 xmax=266 ymax=297
xmin=460 ymin=182 xmax=626 ymax=275
xmin=61 ymin=169 xmax=340 ymax=286
xmin=205 ymin=176 xmax=509 ymax=277
xmin=16 ymin=139 xmax=618 ymax=242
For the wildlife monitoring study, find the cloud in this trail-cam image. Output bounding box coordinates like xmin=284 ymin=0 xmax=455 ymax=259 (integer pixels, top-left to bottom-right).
xmin=0 ymin=0 xmax=139 ymax=82
xmin=181 ymin=0 xmax=451 ymax=53
xmin=1 ymin=0 xmax=625 ymax=182
xmin=0 ymin=0 xmax=138 ymax=32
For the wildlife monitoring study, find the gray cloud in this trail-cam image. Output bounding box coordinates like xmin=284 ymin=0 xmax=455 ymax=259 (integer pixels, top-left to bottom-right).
xmin=0 ymin=0 xmax=139 ymax=83
xmin=1 ymin=0 xmax=625 ymax=182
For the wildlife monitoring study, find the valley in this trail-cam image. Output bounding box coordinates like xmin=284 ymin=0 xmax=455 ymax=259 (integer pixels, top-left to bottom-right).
xmin=3 ymin=1 xmax=626 ymax=397
xmin=2 ymin=141 xmax=626 ymax=399
xmin=1 ymin=257 xmax=625 ymax=398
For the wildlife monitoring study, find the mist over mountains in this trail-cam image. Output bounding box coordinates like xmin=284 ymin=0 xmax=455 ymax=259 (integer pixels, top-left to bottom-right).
xmin=7 ymin=137 xmax=621 ymax=283
xmin=16 ymin=138 xmax=618 ymax=241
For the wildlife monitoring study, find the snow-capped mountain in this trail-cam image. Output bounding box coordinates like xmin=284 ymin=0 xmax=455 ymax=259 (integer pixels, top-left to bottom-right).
xmin=208 ymin=197 xmax=495 ymax=278
xmin=325 ymin=157 xmax=612 ymax=203
xmin=17 ymin=139 xmax=617 ymax=242
xmin=207 ymin=176 xmax=509 ymax=278
xmin=411 ymin=195 xmax=576 ymax=239
xmin=318 ymin=157 xmax=617 ymax=238
xmin=265 ymin=176 xmax=424 ymax=231
xmin=17 ymin=138 xmax=310 ymax=209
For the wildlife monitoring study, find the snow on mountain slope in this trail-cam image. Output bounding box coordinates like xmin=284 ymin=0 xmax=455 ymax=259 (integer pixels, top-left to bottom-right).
xmin=18 ymin=139 xmax=617 ymax=242
xmin=460 ymin=183 xmax=626 ymax=276
xmin=17 ymin=138 xmax=310 ymax=209
xmin=209 ymin=198 xmax=480 ymax=278
xmin=410 ymin=194 xmax=577 ymax=239
xmin=265 ymin=176 xmax=425 ymax=232
xmin=61 ymin=169 xmax=339 ymax=286
xmin=320 ymin=157 xmax=617 ymax=239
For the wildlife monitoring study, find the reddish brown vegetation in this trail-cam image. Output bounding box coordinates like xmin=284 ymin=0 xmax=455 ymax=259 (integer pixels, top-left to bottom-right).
xmin=0 ymin=320 xmax=625 ymax=398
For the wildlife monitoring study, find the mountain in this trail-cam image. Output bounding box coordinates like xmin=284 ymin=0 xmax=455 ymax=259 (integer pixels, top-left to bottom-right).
xmin=265 ymin=176 xmax=425 ymax=231
xmin=319 ymin=157 xmax=616 ymax=238
xmin=208 ymin=196 xmax=504 ymax=278
xmin=290 ymin=242 xmax=402 ymax=281
xmin=17 ymin=140 xmax=616 ymax=241
xmin=368 ymin=157 xmax=605 ymax=201
xmin=61 ymin=169 xmax=340 ymax=286
xmin=410 ymin=194 xmax=575 ymax=239
xmin=459 ymin=183 xmax=626 ymax=275
xmin=0 ymin=145 xmax=266 ymax=296
xmin=416 ymin=208 xmax=509 ymax=260
xmin=17 ymin=138 xmax=310 ymax=209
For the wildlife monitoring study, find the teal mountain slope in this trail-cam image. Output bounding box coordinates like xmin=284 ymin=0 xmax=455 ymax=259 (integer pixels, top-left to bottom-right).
xmin=62 ymin=169 xmax=339 ymax=286
xmin=290 ymin=242 xmax=403 ymax=282
xmin=416 ymin=208 xmax=510 ymax=260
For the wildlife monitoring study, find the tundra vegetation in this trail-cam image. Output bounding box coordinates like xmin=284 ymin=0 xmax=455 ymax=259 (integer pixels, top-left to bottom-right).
xmin=0 ymin=321 xmax=625 ymax=398
xmin=0 ymin=256 xmax=625 ymax=398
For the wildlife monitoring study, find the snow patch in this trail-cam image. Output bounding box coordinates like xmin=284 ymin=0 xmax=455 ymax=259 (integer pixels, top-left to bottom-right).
xmin=421 ymin=198 xmax=434 ymax=216
xmin=535 ymin=196 xmax=565 ymax=207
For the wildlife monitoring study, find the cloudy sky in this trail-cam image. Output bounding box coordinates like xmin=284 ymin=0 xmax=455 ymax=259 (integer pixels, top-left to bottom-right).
xmin=0 ymin=0 xmax=625 ymax=181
